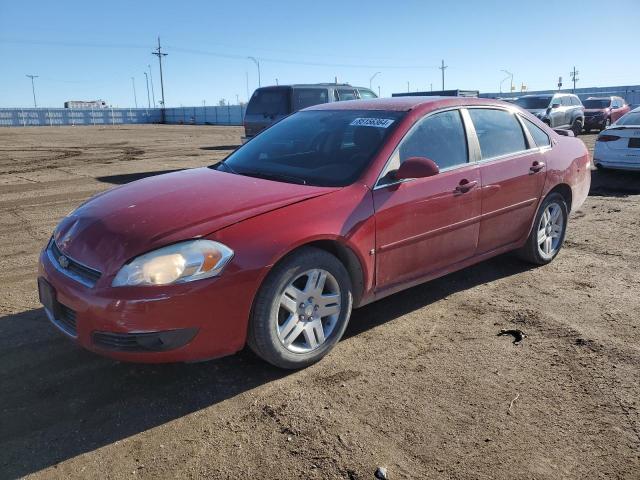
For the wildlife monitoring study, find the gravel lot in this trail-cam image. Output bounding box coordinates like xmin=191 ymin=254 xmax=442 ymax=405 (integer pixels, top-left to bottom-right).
xmin=0 ymin=125 xmax=639 ymax=479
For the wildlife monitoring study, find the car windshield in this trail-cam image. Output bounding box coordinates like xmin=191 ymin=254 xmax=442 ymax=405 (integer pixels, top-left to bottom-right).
xmin=616 ymin=112 xmax=640 ymax=126
xmin=213 ymin=110 xmax=405 ymax=187
xmin=583 ymin=99 xmax=611 ymax=109
xmin=515 ymin=96 xmax=552 ymax=109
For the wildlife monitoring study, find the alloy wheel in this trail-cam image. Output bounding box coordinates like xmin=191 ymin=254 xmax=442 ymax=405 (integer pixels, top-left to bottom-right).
xmin=276 ymin=269 xmax=341 ymax=353
xmin=537 ymin=202 xmax=564 ymax=260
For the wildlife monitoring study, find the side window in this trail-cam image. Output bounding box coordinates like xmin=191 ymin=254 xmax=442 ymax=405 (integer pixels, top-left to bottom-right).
xmin=358 ymin=89 xmax=377 ymax=99
xmin=380 ymin=110 xmax=468 ymax=180
xmin=521 ymin=117 xmax=551 ymax=148
xmin=572 ymin=96 xmax=581 ymax=106
xmin=292 ymin=88 xmax=329 ymax=110
xmin=337 ymin=89 xmax=357 ymax=101
xmin=468 ymin=109 xmax=527 ymax=159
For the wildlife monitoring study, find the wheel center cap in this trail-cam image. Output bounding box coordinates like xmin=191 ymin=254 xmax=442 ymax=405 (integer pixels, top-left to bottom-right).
xmin=304 ymin=305 xmax=314 ymax=317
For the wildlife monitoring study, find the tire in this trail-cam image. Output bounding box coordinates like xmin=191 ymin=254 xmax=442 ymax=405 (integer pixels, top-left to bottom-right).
xmin=517 ymin=192 xmax=568 ymax=265
xmin=247 ymin=247 xmax=353 ymax=369
xmin=571 ymin=118 xmax=582 ymax=136
xmin=600 ymin=117 xmax=611 ymax=132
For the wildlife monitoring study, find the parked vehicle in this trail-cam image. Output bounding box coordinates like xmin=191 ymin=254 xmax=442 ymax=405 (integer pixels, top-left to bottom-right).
xmin=242 ymin=83 xmax=377 ymax=142
xmin=515 ymin=93 xmax=584 ymax=135
xmin=583 ymin=96 xmax=630 ymax=132
xmin=593 ymin=107 xmax=640 ymax=171
xmin=39 ymin=97 xmax=590 ymax=369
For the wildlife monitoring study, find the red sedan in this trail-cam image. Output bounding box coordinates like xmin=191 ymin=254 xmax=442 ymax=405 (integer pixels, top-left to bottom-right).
xmin=38 ymin=97 xmax=591 ymax=368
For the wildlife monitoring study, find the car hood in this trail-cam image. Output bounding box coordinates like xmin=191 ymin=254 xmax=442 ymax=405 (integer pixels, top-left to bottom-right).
xmin=54 ymin=167 xmax=338 ymax=274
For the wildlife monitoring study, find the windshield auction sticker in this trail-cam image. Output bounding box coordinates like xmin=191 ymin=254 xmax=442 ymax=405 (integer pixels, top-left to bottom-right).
xmin=350 ymin=118 xmax=395 ymax=128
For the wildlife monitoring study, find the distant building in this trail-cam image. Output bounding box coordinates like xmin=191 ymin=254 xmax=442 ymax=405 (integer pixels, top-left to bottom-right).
xmin=64 ymin=100 xmax=108 ymax=109
xmin=392 ymin=89 xmax=479 ymax=98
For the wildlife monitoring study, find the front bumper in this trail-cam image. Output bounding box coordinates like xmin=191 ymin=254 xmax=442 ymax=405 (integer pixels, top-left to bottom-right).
xmin=584 ymin=117 xmax=606 ymax=129
xmin=38 ymin=248 xmax=259 ymax=363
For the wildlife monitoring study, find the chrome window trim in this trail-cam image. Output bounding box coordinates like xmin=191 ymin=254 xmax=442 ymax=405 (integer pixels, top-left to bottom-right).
xmin=374 ymin=106 xmax=472 ymax=189
xmin=46 ymin=239 xmax=98 ymax=288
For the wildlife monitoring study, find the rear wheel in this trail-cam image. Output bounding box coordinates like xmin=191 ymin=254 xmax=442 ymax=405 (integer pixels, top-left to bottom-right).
xmin=517 ymin=193 xmax=568 ymax=265
xmin=247 ymin=247 xmax=353 ymax=369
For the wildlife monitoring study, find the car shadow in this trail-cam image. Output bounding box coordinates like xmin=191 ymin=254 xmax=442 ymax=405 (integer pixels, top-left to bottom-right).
xmin=589 ymin=168 xmax=640 ymax=197
xmin=0 ymin=254 xmax=532 ymax=478
xmin=200 ymin=145 xmax=240 ymax=151
xmin=95 ymin=169 xmax=183 ymax=185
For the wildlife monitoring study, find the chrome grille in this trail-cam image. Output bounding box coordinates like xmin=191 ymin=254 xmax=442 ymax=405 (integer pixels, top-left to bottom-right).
xmin=48 ymin=239 xmax=101 ymax=287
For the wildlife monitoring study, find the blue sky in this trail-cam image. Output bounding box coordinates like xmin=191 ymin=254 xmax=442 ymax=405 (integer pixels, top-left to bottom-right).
xmin=1 ymin=0 xmax=639 ymax=108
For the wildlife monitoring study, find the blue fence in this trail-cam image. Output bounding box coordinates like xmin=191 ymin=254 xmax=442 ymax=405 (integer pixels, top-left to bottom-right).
xmin=164 ymin=106 xmax=246 ymax=125
xmin=0 ymin=105 xmax=246 ymax=127
xmin=480 ymin=84 xmax=640 ymax=109
xmin=0 ymin=108 xmax=162 ymax=127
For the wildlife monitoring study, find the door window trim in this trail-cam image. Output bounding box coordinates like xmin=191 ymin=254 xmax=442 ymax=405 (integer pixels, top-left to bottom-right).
xmin=374 ymin=106 xmax=473 ymax=189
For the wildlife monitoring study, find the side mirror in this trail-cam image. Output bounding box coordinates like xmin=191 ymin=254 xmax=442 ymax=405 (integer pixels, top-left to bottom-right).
xmin=551 ymin=102 xmax=560 ymax=109
xmin=395 ymin=157 xmax=440 ymax=180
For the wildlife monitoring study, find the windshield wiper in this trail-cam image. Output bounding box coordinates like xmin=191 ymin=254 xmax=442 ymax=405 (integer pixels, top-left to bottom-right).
xmin=216 ymin=160 xmax=238 ymax=174
xmin=237 ymin=169 xmax=307 ymax=185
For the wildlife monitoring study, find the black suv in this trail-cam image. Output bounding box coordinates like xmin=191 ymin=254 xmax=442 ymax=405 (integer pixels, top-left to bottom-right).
xmin=242 ymin=84 xmax=377 ymax=142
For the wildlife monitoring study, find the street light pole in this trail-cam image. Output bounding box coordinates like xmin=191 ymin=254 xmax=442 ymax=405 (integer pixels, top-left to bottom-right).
xmin=143 ymin=72 xmax=151 ymax=108
xmin=26 ymin=74 xmax=38 ymax=108
xmin=248 ymin=56 xmax=261 ymax=87
xmin=501 ymin=69 xmax=514 ymax=95
xmin=369 ymin=71 xmax=380 ymax=90
xmin=147 ymin=64 xmax=156 ymax=107
xmin=131 ymin=77 xmax=138 ymax=108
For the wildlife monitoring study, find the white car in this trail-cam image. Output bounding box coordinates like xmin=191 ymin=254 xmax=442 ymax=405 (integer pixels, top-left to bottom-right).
xmin=593 ymin=107 xmax=640 ymax=171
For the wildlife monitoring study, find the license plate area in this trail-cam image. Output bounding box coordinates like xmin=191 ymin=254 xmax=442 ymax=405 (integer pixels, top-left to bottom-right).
xmin=629 ymin=138 xmax=640 ymax=148
xmin=38 ymin=277 xmax=61 ymax=318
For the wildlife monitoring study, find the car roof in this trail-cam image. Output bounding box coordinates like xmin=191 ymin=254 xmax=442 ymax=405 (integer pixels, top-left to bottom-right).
xmin=586 ymin=96 xmax=614 ymax=100
xmin=520 ymin=94 xmax=553 ymax=98
xmin=256 ymin=84 xmax=373 ymax=90
xmin=305 ymin=96 xmax=512 ymax=112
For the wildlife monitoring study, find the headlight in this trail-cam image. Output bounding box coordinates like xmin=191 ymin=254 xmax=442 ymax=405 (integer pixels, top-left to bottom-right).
xmin=112 ymin=240 xmax=234 ymax=287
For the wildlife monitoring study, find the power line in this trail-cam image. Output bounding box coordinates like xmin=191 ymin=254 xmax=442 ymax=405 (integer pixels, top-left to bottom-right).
xmin=25 ymin=74 xmax=38 ymax=108
xmin=570 ymin=66 xmax=579 ymax=93
xmin=151 ymin=37 xmax=168 ymax=107
xmin=439 ymin=60 xmax=448 ymax=90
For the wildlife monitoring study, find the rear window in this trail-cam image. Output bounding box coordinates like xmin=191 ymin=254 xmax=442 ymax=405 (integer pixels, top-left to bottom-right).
xmin=616 ymin=112 xmax=640 ymax=125
xmin=515 ymin=96 xmax=552 ymax=109
xmin=584 ymin=99 xmax=611 ymax=109
xmin=292 ymin=88 xmax=329 ymax=110
xmin=522 ymin=117 xmax=551 ymax=148
xmin=246 ymin=88 xmax=290 ymax=115
xmin=469 ymin=109 xmax=527 ymax=159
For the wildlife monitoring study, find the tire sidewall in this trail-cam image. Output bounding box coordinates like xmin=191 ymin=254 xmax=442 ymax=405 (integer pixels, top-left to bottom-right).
xmin=249 ymin=248 xmax=353 ymax=369
xmin=530 ymin=193 xmax=568 ymax=264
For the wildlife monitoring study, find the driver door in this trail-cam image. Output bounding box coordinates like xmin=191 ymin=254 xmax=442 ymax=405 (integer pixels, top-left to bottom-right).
xmin=373 ymin=109 xmax=481 ymax=291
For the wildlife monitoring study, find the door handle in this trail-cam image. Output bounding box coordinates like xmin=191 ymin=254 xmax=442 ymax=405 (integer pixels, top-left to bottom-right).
xmin=455 ymin=179 xmax=478 ymax=193
xmin=530 ymin=161 xmax=545 ymax=173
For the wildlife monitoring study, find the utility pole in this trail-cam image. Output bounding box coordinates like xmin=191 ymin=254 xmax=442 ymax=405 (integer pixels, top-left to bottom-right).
xmin=439 ymin=59 xmax=448 ymax=91
xmin=570 ymin=66 xmax=579 ymax=93
xmin=369 ymin=71 xmax=380 ymax=90
xmin=236 ymin=94 xmax=239 ymax=105
xmin=407 ymin=81 xmax=410 ymax=92
xmin=147 ymin=64 xmax=156 ymax=107
xmin=143 ymin=72 xmax=151 ymax=108
xmin=131 ymin=77 xmax=138 ymax=108
xmin=430 ymin=83 xmax=433 ymax=92
xmin=248 ymin=56 xmax=261 ymax=87
xmin=378 ymin=85 xmax=381 ymax=97
xmin=26 ymin=74 xmax=38 ymax=108
xmin=152 ymin=37 xmax=168 ymax=107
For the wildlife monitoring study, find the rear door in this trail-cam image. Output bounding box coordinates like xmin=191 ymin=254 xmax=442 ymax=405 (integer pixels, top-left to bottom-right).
xmin=467 ymin=108 xmax=547 ymax=253
xmin=244 ymin=87 xmax=291 ymax=138
xmin=373 ymin=109 xmax=481 ymax=290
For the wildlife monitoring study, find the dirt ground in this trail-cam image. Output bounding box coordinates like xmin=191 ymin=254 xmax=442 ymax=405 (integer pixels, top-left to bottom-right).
xmin=0 ymin=125 xmax=638 ymax=479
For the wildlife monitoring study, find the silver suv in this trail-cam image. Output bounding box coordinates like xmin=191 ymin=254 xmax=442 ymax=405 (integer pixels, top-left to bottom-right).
xmin=515 ymin=93 xmax=585 ymax=136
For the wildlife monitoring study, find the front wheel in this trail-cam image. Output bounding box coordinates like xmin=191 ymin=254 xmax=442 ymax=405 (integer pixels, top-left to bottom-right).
xmin=247 ymin=247 xmax=353 ymax=369
xmin=600 ymin=117 xmax=611 ymax=131
xmin=517 ymin=193 xmax=568 ymax=265
xmin=571 ymin=118 xmax=582 ymax=136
